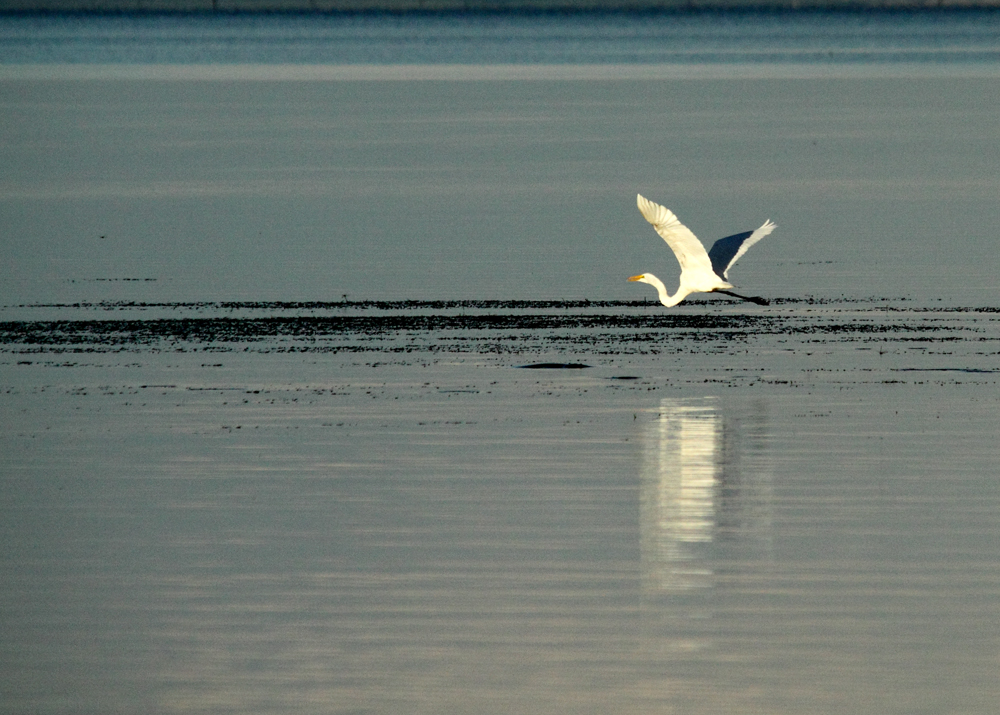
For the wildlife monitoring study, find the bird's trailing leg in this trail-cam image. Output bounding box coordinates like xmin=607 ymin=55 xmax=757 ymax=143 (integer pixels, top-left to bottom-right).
xmin=716 ymin=290 xmax=769 ymax=306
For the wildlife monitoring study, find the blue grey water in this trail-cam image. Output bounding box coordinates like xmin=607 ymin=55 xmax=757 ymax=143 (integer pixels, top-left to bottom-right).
xmin=3 ymin=12 xmax=1000 ymax=714
xmin=3 ymin=11 xmax=1000 ymax=66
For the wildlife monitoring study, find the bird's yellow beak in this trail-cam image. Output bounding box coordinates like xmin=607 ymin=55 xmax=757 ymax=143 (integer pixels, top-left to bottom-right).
xmin=627 ymin=274 xmax=644 ymax=282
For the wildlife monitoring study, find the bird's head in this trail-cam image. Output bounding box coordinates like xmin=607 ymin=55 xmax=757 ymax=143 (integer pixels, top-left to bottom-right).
xmin=627 ymin=272 xmax=676 ymax=306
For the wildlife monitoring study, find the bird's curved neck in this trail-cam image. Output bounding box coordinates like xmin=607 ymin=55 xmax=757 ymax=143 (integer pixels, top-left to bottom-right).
xmin=648 ymin=275 xmax=687 ymax=307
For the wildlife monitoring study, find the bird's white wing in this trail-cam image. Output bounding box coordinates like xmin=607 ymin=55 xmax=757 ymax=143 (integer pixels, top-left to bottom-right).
xmin=723 ymin=219 xmax=775 ymax=277
xmin=636 ymin=194 xmax=714 ymax=279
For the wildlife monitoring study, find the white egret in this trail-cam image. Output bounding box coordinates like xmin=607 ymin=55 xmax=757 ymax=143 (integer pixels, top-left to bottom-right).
xmin=628 ymin=194 xmax=775 ymax=307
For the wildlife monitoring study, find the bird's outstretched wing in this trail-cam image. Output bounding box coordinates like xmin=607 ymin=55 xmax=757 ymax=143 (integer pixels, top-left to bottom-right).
xmin=707 ymin=219 xmax=776 ymax=280
xmin=636 ymin=194 xmax=714 ymax=278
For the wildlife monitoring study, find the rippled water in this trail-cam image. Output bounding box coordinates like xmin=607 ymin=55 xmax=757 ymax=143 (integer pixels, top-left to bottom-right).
xmin=3 ymin=298 xmax=1000 ymax=713
xmin=3 ymin=11 xmax=1000 ymax=714
xmin=4 ymin=71 xmax=1000 ymax=307
xmin=3 ymin=11 xmax=1000 ymax=65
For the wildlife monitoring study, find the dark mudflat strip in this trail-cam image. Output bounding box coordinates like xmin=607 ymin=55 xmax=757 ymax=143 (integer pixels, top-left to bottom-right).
xmin=0 ymin=299 xmax=992 ymax=357
xmin=516 ymin=363 xmax=591 ymax=369
xmin=16 ymin=299 xmax=646 ymax=312
xmin=0 ymin=312 xmax=960 ymax=345
xmin=14 ymin=297 xmax=906 ymax=311
xmin=0 ymin=313 xmax=781 ymax=346
xmin=892 ymin=367 xmax=1000 ymax=374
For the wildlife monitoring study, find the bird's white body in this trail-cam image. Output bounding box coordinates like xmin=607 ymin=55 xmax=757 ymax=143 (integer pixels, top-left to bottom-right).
xmin=629 ymin=194 xmax=775 ymax=307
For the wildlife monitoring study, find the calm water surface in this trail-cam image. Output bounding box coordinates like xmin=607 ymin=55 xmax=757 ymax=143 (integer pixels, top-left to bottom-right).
xmin=3 ymin=299 xmax=1000 ymax=713
xmin=3 ymin=73 xmax=999 ymax=306
xmin=2 ymin=12 xmax=1000 ymax=715
xmin=3 ymin=11 xmax=1000 ymax=65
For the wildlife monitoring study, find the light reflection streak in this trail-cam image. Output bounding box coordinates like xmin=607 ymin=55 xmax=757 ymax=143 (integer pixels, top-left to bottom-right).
xmin=640 ymin=397 xmax=773 ymax=647
xmin=641 ymin=400 xmax=720 ymax=594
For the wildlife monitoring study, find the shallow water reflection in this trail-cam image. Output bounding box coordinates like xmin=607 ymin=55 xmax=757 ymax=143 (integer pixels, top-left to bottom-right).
xmin=4 ymin=301 xmax=1000 ymax=713
xmin=642 ymin=399 xmax=721 ymax=595
xmin=640 ymin=398 xmax=773 ymax=661
xmin=643 ymin=398 xmax=775 ymax=586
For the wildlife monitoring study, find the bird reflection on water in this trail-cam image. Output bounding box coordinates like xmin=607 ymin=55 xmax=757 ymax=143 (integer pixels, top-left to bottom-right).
xmin=640 ymin=398 xmax=773 ymax=653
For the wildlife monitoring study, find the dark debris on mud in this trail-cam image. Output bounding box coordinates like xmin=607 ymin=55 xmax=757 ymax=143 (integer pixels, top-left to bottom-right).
xmin=10 ymin=296 xmax=925 ymax=312
xmin=0 ymin=299 xmax=993 ymax=355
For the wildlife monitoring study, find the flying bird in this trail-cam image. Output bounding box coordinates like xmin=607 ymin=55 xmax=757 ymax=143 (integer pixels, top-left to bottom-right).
xmin=628 ymin=194 xmax=775 ymax=307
